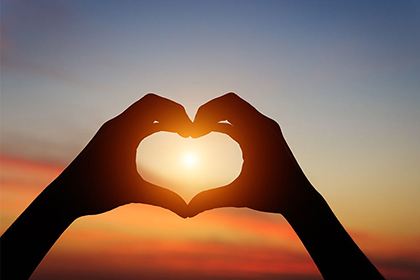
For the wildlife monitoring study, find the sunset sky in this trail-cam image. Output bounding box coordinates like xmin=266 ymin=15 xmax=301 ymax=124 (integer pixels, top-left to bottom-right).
xmin=1 ymin=1 xmax=420 ymax=279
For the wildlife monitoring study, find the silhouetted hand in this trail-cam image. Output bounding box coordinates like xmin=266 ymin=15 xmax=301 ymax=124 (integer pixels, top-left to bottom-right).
xmin=1 ymin=93 xmax=385 ymax=280
xmin=189 ymin=93 xmax=384 ymax=279
xmin=1 ymin=94 xmax=191 ymax=280
xmin=189 ymin=92 xmax=314 ymax=217
xmin=53 ymin=93 xmax=190 ymax=218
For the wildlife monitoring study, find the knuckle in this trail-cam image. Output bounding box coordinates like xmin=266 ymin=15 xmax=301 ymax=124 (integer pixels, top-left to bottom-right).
xmin=142 ymin=93 xmax=159 ymax=102
xmin=269 ymin=118 xmax=281 ymax=130
xmin=174 ymin=102 xmax=184 ymax=112
xmin=225 ymin=92 xmax=239 ymax=100
xmin=195 ymin=105 xmax=208 ymax=121
xmin=267 ymin=118 xmax=282 ymax=134
xmin=99 ymin=119 xmax=115 ymax=132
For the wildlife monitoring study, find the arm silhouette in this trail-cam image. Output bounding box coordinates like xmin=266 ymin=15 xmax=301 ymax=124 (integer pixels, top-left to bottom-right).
xmin=188 ymin=93 xmax=385 ymax=279
xmin=0 ymin=94 xmax=191 ymax=280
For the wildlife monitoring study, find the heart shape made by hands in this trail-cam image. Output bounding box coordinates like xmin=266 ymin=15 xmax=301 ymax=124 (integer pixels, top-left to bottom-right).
xmin=137 ymin=131 xmax=243 ymax=202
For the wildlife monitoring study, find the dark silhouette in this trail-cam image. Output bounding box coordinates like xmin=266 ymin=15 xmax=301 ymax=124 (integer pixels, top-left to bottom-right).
xmin=0 ymin=94 xmax=191 ymax=279
xmin=188 ymin=93 xmax=385 ymax=279
xmin=0 ymin=93 xmax=384 ymax=279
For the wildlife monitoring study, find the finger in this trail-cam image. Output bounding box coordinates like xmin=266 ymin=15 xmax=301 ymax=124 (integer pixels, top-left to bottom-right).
xmin=188 ymin=186 xmax=241 ymax=217
xmin=135 ymin=181 xmax=189 ymax=218
xmin=118 ymin=93 xmax=193 ymax=138
xmin=149 ymin=98 xmax=192 ymax=138
xmin=207 ymin=123 xmax=243 ymax=143
xmin=191 ymin=92 xmax=263 ymax=138
xmin=140 ymin=122 xmax=191 ymax=139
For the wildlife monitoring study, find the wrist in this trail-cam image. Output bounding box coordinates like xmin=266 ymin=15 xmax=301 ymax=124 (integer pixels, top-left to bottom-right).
xmin=281 ymin=181 xmax=327 ymax=223
xmin=0 ymin=179 xmax=77 ymax=280
xmin=40 ymin=176 xmax=83 ymax=223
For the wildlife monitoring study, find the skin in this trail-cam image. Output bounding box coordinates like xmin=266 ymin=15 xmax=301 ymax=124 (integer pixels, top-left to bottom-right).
xmin=0 ymin=94 xmax=191 ymax=279
xmin=189 ymin=92 xmax=385 ymax=279
xmin=1 ymin=93 xmax=384 ymax=279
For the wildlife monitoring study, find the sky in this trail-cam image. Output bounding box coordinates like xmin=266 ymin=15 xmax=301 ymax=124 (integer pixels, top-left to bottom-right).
xmin=1 ymin=0 xmax=420 ymax=279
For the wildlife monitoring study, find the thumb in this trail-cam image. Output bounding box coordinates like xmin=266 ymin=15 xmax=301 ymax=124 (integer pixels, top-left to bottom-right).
xmin=136 ymin=181 xmax=189 ymax=218
xmin=188 ymin=185 xmax=240 ymax=218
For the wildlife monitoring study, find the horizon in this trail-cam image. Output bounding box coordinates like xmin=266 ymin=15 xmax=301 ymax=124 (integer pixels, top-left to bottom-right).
xmin=1 ymin=0 xmax=420 ymax=279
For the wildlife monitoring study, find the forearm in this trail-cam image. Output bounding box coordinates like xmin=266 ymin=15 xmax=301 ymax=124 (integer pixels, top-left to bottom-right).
xmin=1 ymin=181 xmax=77 ymax=280
xmin=284 ymin=186 xmax=384 ymax=279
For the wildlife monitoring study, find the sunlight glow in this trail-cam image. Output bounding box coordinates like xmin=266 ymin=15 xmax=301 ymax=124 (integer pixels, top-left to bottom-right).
xmin=137 ymin=132 xmax=243 ymax=201
xmin=183 ymin=152 xmax=197 ymax=168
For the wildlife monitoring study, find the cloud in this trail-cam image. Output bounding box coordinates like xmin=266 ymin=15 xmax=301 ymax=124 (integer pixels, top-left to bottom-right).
xmin=2 ymin=57 xmax=100 ymax=89
xmin=2 ymin=155 xmax=420 ymax=279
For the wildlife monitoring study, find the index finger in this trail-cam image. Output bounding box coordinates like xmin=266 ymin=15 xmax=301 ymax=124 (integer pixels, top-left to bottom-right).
xmin=117 ymin=93 xmax=193 ymax=138
xmin=191 ymin=92 xmax=264 ymax=138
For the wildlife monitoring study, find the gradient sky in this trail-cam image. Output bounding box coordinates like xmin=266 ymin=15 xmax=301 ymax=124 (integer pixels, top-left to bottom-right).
xmin=1 ymin=1 xmax=420 ymax=279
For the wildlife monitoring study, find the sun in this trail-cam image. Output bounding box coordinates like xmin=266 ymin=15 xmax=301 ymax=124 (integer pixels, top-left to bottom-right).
xmin=182 ymin=152 xmax=197 ymax=168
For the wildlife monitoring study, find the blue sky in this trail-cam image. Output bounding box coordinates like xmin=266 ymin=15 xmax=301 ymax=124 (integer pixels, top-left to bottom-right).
xmin=1 ymin=0 xmax=420 ymax=236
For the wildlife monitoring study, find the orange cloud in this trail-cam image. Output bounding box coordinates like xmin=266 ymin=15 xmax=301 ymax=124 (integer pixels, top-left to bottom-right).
xmin=2 ymin=155 xmax=420 ymax=279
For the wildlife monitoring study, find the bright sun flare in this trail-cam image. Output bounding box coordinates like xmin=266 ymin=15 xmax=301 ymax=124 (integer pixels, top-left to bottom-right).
xmin=182 ymin=152 xmax=197 ymax=168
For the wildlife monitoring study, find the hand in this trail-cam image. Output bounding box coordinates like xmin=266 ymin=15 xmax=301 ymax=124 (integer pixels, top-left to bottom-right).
xmin=188 ymin=92 xmax=315 ymax=218
xmin=51 ymin=93 xmax=191 ymax=218
xmin=1 ymin=94 xmax=193 ymax=280
xmin=1 ymin=93 xmax=384 ymax=280
xmin=188 ymin=93 xmax=384 ymax=279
